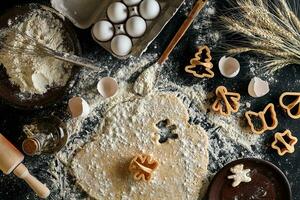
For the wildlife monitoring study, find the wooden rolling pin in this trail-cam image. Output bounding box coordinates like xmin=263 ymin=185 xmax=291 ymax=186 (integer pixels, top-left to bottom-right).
xmin=0 ymin=134 xmax=50 ymax=199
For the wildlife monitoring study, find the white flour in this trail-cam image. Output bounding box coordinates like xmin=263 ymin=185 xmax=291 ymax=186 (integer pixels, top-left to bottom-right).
xmin=0 ymin=9 xmax=72 ymax=94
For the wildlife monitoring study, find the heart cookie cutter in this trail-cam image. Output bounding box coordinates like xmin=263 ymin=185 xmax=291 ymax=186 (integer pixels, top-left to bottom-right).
xmin=245 ymin=103 xmax=278 ymax=134
xmin=271 ymin=130 xmax=298 ymax=156
xmin=211 ymin=86 xmax=241 ymax=116
xmin=279 ymin=92 xmax=300 ymax=119
xmin=185 ymin=45 xmax=214 ymax=78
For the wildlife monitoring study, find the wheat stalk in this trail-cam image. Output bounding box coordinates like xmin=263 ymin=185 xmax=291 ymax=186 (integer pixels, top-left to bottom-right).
xmin=221 ymin=0 xmax=300 ymax=72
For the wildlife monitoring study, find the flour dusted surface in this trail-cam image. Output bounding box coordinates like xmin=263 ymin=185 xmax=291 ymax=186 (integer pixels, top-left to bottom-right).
xmin=0 ymin=9 xmax=72 ymax=94
xmin=71 ymin=93 xmax=209 ymax=200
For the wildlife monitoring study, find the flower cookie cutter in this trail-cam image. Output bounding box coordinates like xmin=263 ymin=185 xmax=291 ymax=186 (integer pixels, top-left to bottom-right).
xmin=279 ymin=92 xmax=300 ymax=119
xmin=271 ymin=130 xmax=298 ymax=156
xmin=212 ymin=86 xmax=241 ymax=116
xmin=245 ymin=103 xmax=278 ymax=134
xmin=185 ymin=45 xmax=214 ymax=78
xmin=129 ymin=154 xmax=159 ymax=182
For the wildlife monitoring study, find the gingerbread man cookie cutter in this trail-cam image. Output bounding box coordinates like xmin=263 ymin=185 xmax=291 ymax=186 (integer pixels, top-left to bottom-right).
xmin=245 ymin=103 xmax=278 ymax=134
xmin=279 ymin=92 xmax=300 ymax=119
xmin=212 ymin=86 xmax=241 ymax=116
xmin=185 ymin=45 xmax=214 ymax=78
xmin=271 ymin=130 xmax=298 ymax=156
xmin=129 ymin=154 xmax=159 ymax=182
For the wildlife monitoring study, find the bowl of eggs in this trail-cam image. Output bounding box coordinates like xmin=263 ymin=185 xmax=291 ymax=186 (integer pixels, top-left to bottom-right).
xmin=51 ymin=0 xmax=185 ymax=59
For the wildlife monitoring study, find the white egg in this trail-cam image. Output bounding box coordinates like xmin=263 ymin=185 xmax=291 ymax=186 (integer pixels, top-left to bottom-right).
xmin=97 ymin=77 xmax=118 ymax=98
xmin=107 ymin=2 xmax=128 ymax=23
xmin=139 ymin=0 xmax=160 ymax=20
xmin=111 ymin=35 xmax=132 ymax=56
xmin=126 ymin=16 xmax=146 ymax=38
xmin=92 ymin=20 xmax=114 ymax=42
xmin=68 ymin=97 xmax=90 ymax=118
xmin=123 ymin=0 xmax=141 ymax=6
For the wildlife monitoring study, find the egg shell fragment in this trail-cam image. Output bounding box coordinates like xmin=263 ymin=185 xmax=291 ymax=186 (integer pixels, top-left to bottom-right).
xmin=92 ymin=20 xmax=114 ymax=42
xmin=248 ymin=77 xmax=270 ymax=98
xmin=126 ymin=16 xmax=147 ymax=38
xmin=107 ymin=2 xmax=128 ymax=23
xmin=111 ymin=35 xmax=133 ymax=56
xmin=68 ymin=97 xmax=90 ymax=118
xmin=97 ymin=77 xmax=118 ymax=98
xmin=139 ymin=0 xmax=160 ymax=20
xmin=218 ymin=56 xmax=240 ymax=78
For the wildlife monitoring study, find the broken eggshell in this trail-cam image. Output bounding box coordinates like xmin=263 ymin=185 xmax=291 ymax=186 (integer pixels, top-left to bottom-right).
xmin=97 ymin=77 xmax=118 ymax=98
xmin=68 ymin=97 xmax=90 ymax=118
xmin=218 ymin=56 xmax=240 ymax=78
xmin=248 ymin=77 xmax=270 ymax=98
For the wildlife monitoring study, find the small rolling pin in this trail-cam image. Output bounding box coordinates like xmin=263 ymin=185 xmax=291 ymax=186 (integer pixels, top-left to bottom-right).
xmin=0 ymin=134 xmax=50 ymax=199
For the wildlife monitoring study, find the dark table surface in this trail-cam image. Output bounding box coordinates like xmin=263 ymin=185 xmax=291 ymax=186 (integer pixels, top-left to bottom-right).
xmin=0 ymin=0 xmax=299 ymax=200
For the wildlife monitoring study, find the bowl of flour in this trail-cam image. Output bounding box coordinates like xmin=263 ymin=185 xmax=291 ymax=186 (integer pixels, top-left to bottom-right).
xmin=0 ymin=4 xmax=81 ymax=109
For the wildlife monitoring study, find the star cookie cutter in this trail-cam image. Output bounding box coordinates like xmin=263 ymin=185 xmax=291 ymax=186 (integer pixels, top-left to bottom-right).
xmin=185 ymin=45 xmax=214 ymax=78
xmin=271 ymin=130 xmax=298 ymax=156
xmin=245 ymin=103 xmax=278 ymax=134
xmin=212 ymin=86 xmax=241 ymax=116
xmin=279 ymin=92 xmax=300 ymax=119
xmin=129 ymin=154 xmax=159 ymax=182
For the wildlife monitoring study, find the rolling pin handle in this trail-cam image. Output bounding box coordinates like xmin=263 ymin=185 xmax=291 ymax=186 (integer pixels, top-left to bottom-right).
xmin=13 ymin=163 xmax=50 ymax=199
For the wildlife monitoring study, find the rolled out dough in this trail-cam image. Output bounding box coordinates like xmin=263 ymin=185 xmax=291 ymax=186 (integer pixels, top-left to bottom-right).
xmin=71 ymin=93 xmax=208 ymax=199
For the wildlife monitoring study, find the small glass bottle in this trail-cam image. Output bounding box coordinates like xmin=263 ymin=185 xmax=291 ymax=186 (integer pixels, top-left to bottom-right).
xmin=22 ymin=116 xmax=68 ymax=156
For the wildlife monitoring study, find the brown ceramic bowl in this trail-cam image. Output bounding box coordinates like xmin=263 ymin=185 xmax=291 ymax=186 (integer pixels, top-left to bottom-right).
xmin=208 ymin=158 xmax=292 ymax=200
xmin=0 ymin=3 xmax=81 ymax=109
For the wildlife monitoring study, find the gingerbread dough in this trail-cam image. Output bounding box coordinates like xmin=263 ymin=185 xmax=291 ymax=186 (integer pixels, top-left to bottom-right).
xmin=71 ymin=93 xmax=208 ymax=200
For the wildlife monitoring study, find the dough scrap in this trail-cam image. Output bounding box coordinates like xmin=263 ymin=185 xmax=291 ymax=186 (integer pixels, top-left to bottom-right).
xmin=71 ymin=93 xmax=209 ymax=200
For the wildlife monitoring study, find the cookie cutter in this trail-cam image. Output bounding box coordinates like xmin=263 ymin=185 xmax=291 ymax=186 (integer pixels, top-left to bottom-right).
xmin=129 ymin=154 xmax=159 ymax=182
xmin=271 ymin=130 xmax=298 ymax=156
xmin=211 ymin=86 xmax=241 ymax=116
xmin=185 ymin=45 xmax=214 ymax=78
xmin=279 ymin=92 xmax=300 ymax=119
xmin=245 ymin=103 xmax=278 ymax=134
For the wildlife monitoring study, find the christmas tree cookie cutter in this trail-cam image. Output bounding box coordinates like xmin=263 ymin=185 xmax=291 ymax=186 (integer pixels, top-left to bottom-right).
xmin=279 ymin=92 xmax=300 ymax=119
xmin=185 ymin=45 xmax=214 ymax=78
xmin=211 ymin=86 xmax=241 ymax=116
xmin=245 ymin=103 xmax=278 ymax=134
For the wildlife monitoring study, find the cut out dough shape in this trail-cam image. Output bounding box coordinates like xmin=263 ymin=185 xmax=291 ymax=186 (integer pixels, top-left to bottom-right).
xmin=227 ymin=164 xmax=251 ymax=187
xmin=71 ymin=93 xmax=208 ymax=200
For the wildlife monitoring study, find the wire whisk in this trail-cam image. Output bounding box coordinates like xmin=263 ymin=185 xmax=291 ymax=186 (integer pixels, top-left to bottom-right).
xmin=0 ymin=29 xmax=107 ymax=71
